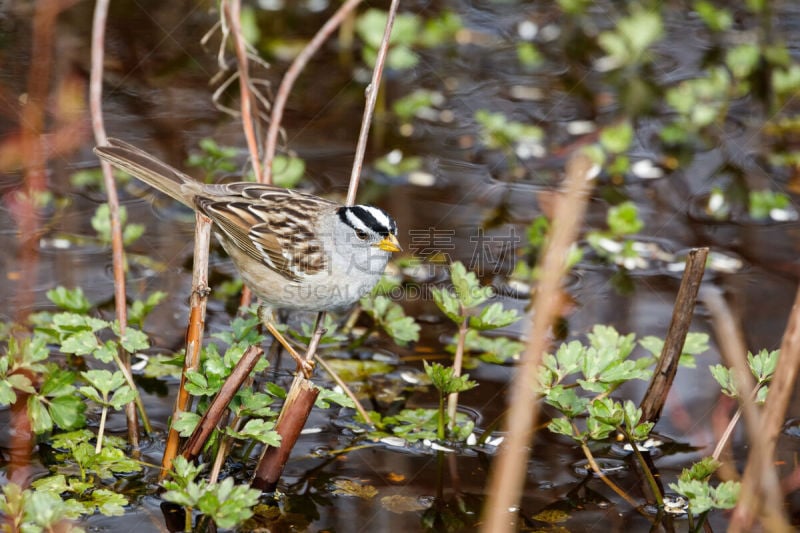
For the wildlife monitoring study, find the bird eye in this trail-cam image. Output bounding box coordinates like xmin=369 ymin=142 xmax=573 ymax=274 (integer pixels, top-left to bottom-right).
xmin=355 ymin=229 xmax=368 ymax=241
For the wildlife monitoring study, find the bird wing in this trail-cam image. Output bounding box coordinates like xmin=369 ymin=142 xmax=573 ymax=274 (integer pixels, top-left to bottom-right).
xmin=196 ymin=184 xmax=334 ymax=281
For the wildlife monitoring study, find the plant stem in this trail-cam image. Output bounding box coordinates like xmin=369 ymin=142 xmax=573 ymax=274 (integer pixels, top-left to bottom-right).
xmin=446 ymin=317 xmax=468 ymax=433
xmin=624 ymin=429 xmax=663 ymax=507
xmin=480 ymin=154 xmax=595 ymax=533
xmin=263 ymin=0 xmax=364 ymax=183
xmin=162 ymin=214 xmax=211 ymax=478
xmin=438 ymin=394 xmax=446 ymax=441
xmin=580 ymin=440 xmax=644 ymax=512
xmin=346 ymin=0 xmax=400 ymax=206
xmin=639 ymin=247 xmax=708 ymax=424
xmin=90 ymin=0 xmax=138 ymax=446
xmin=313 ymin=354 xmax=375 ymax=429
xmin=704 ymin=286 xmax=795 ymax=532
xmin=110 ymin=349 xmax=152 ymax=433
xmin=95 ymin=404 xmax=108 ymax=453
xmin=224 ymin=0 xmax=262 ymax=181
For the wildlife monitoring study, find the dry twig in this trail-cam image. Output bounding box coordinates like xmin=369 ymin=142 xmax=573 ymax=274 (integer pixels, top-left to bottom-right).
xmin=705 ymin=285 xmax=798 ymax=532
xmin=346 ymin=0 xmax=400 ymax=206
xmin=639 ymin=247 xmax=708 ymax=424
xmin=161 ymin=214 xmax=212 ymax=476
xmin=90 ymin=0 xmax=142 ymax=447
xmin=480 ymin=153 xmax=595 ymax=533
xmin=262 ymin=0 xmax=364 ymax=183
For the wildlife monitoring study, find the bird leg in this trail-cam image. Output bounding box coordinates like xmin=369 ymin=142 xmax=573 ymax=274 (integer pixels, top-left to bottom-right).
xmin=258 ymin=306 xmax=315 ymax=379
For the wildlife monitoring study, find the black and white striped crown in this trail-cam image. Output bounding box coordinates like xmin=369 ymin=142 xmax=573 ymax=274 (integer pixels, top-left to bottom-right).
xmin=337 ymin=205 xmax=397 ymax=237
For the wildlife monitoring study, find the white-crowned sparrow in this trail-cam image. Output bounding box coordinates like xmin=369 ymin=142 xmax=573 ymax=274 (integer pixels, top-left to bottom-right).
xmin=94 ymin=138 xmax=401 ymax=313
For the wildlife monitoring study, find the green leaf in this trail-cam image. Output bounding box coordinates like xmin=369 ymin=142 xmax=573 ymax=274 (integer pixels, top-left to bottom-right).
xmin=599 ymin=121 xmax=634 ymax=154
xmin=669 ymin=479 xmax=714 ymax=514
xmin=203 ymin=479 xmax=261 ymax=529
xmin=314 ymin=386 xmax=355 ymax=409
xmin=546 ymin=341 xmax=585 ymax=381
xmin=0 ymin=380 xmax=16 ymax=404
xmin=361 ymin=294 xmax=420 ymax=345
xmin=7 ymin=373 xmax=36 ymax=395
xmin=773 ymin=65 xmax=800 ymax=97
xmin=27 ymin=395 xmax=53 ymax=434
xmin=51 ymin=312 xmax=108 ymax=333
xmin=607 ymin=202 xmax=644 ymax=236
xmin=713 ymin=480 xmax=741 ymax=509
xmin=709 ymin=364 xmax=736 ymax=397
xmin=235 ymin=389 xmax=279 ymax=417
xmin=392 ymin=89 xmax=442 ymax=121
xmin=87 ymin=445 xmax=142 ymax=478
xmin=92 ymin=341 xmax=118 ymax=364
xmin=109 ymin=386 xmax=136 ymax=410
xmin=694 ymin=0 xmax=733 ymax=31
xmin=726 ymin=43 xmax=760 ymax=79
xmin=423 ymin=361 xmax=477 ymax=395
xmin=461 ymin=330 xmax=524 ymax=364
xmin=226 ymin=419 xmax=281 ymax=446
xmin=78 ymin=385 xmax=103 ymax=404
xmin=547 ymin=417 xmax=575 ymax=438
xmin=48 ymin=395 xmax=86 ymax=430
xmin=597 ymin=8 xmax=663 ymax=68
xmin=122 ymin=223 xmax=144 ymax=246
xmin=419 ymin=11 xmax=462 ymax=47
xmin=545 ymin=386 xmax=589 ymax=418
xmin=184 ymin=370 xmax=215 ymax=396
xmin=630 ymin=421 xmax=654 ymax=441
xmin=272 ymin=155 xmax=305 ymax=189
xmin=114 ymin=324 xmax=149 ymax=353
xmin=586 ymin=416 xmax=616 ymax=440
xmin=128 ymin=291 xmax=167 ymax=327
xmin=679 ymin=457 xmax=721 ymax=482
xmin=91 ymin=489 xmax=127 ymax=516
xmin=588 ymin=397 xmax=624 ymax=426
xmin=450 ymin=261 xmax=492 ymax=308
xmin=40 ymin=368 xmax=76 ymax=397
xmin=470 ymin=302 xmax=519 ymax=331
xmin=81 ymin=369 xmax=120 ymax=395
xmin=173 ymin=412 xmax=201 ymax=437
xmin=46 ymin=287 xmax=92 ymax=313
xmin=747 ymin=349 xmax=778 ymax=383
xmin=432 ymin=288 xmax=462 ymax=323
xmin=61 ymin=331 xmax=99 ymax=356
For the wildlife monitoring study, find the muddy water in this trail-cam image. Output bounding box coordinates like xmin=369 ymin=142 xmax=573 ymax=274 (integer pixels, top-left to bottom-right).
xmin=2 ymin=1 xmax=800 ymax=531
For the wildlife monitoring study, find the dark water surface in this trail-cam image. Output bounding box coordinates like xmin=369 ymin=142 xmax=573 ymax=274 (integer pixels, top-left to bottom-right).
xmin=2 ymin=1 xmax=800 ymax=531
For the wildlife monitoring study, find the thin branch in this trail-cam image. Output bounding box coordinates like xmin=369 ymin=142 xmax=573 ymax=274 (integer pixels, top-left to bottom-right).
xmin=182 ymin=346 xmax=264 ymax=461
xmin=313 ymin=353 xmax=374 ymax=428
xmin=224 ymin=0 xmax=263 ymax=180
xmin=639 ymin=247 xmax=708 ymax=424
xmin=712 ymin=407 xmax=742 ymax=462
xmin=345 ymin=0 xmax=400 ymax=206
xmin=89 ymin=0 xmax=140 ymax=444
xmin=702 ymin=286 xmax=792 ymax=532
xmin=262 ymin=0 xmax=364 ymax=183
xmin=446 ymin=317 xmax=468 ymax=432
xmin=580 ymin=441 xmax=644 ymax=512
xmin=480 ymin=153 xmax=596 ymax=533
xmin=161 ymin=214 xmax=212 ymax=477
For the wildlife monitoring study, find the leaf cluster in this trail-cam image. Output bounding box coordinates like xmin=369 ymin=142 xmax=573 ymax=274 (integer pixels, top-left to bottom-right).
xmin=541 ymin=326 xmax=709 ymax=443
xmin=709 ymin=348 xmax=777 ymax=404
xmin=162 ymin=457 xmax=261 ymax=529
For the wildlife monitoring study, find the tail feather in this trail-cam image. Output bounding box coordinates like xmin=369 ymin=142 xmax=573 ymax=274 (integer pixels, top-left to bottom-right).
xmin=94 ymin=138 xmax=194 ymax=206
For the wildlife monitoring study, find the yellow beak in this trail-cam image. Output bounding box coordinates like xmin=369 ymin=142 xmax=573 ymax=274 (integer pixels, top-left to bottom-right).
xmin=376 ymin=234 xmax=402 ymax=253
